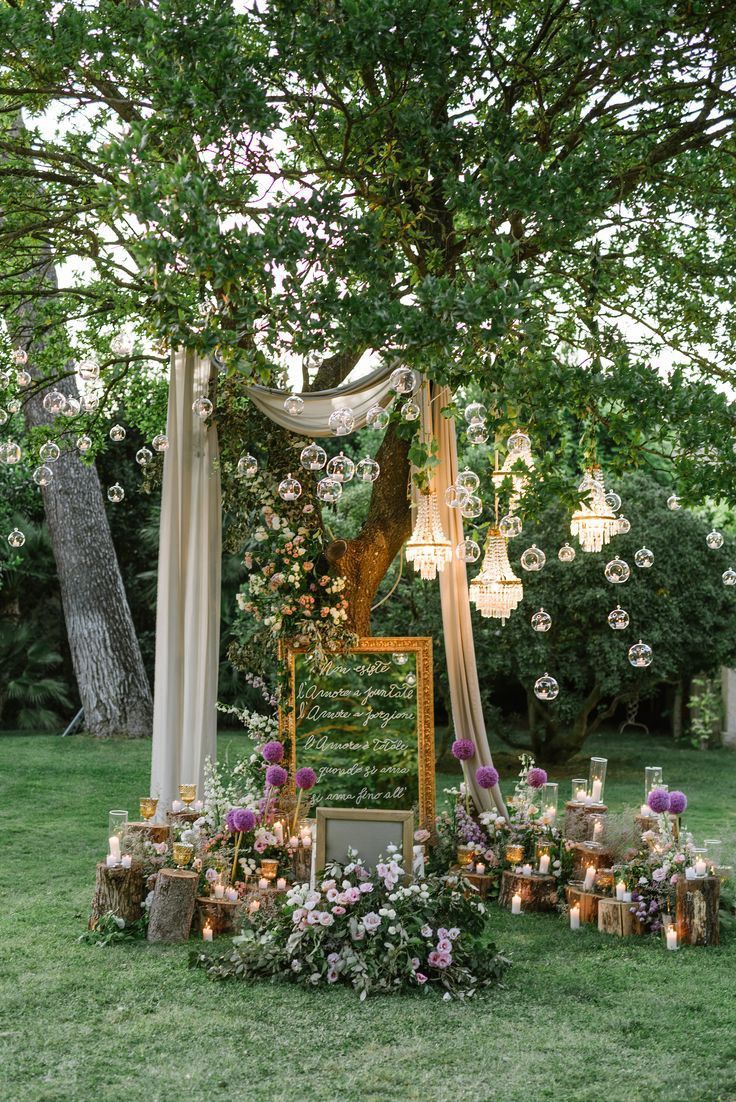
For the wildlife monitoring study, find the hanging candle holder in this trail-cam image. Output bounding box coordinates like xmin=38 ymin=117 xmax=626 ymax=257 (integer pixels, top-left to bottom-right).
xmin=469 ymin=528 xmax=523 ymax=622
xmin=299 ymin=443 xmax=327 ymax=471
xmin=326 ymin=452 xmax=355 ymax=483
xmin=278 ymin=474 xmax=302 ymax=502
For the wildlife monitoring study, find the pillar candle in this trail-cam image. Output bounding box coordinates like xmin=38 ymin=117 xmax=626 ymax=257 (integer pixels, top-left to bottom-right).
xmin=576 ymin=787 xmax=587 ymax=802
xmin=694 ymin=858 xmax=707 ymax=877
xmin=521 ymin=863 xmax=532 ymax=878
xmin=583 ymin=866 xmax=596 ymax=891
xmin=685 ymin=867 xmax=696 ymax=880
xmin=276 ymin=877 xmax=287 ymax=891
xmin=511 ymin=894 xmax=522 ymax=915
xmin=121 ymin=854 xmax=132 ymax=869
xmin=273 ymin=821 xmax=284 ymax=845
xmin=666 ymin=927 xmax=678 ymax=950
xmin=591 ymin=778 xmax=603 ymax=803
xmin=623 ymin=890 xmax=632 ymax=903
xmin=213 ymin=883 xmax=225 ymax=899
xmin=616 ymin=881 xmax=626 ymax=901
xmin=593 ymin=820 xmax=603 ymax=841
xmin=570 ymin=905 xmax=580 ymax=930
xmin=248 ymin=899 xmax=260 ymax=913
xmin=640 ymin=804 xmax=651 ymax=817
xmin=288 ymin=835 xmax=299 ymax=849
xmin=300 ymin=828 xmax=312 ymax=847
xmin=539 ymin=854 xmax=551 ymax=875
xmin=258 ymin=877 xmax=269 ymax=890
xmin=193 ymin=800 xmax=204 ymax=812
xmin=172 ymin=799 xmax=185 ymax=812
xmin=475 ymin=862 xmax=486 ymax=875
xmin=202 ymin=924 xmax=213 ymax=942
xmin=108 ymin=836 xmax=121 ymax=861
xmin=225 ymin=887 xmax=238 ymax=902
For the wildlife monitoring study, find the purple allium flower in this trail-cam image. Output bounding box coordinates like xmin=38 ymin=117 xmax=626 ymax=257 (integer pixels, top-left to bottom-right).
xmin=225 ymin=807 xmax=256 ymax=833
xmin=475 ymin=765 xmax=499 ymax=790
xmin=647 ymin=787 xmax=671 ymax=814
xmin=527 ymin=767 xmax=548 ymax=789
xmin=668 ymin=790 xmax=687 ymax=815
xmin=295 ymin=766 xmax=317 ymax=790
xmin=262 ymin=740 xmax=285 ymax=764
xmin=265 ymin=764 xmax=288 ymax=788
xmin=451 ymin=738 xmax=476 ymax=761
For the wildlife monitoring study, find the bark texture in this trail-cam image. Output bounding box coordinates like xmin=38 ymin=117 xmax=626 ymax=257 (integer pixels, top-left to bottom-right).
xmin=499 ymin=871 xmax=558 ymax=912
xmin=147 ymin=868 xmax=198 ymax=943
xmin=676 ymin=875 xmax=720 ymax=946
xmin=89 ymin=862 xmax=145 ymax=928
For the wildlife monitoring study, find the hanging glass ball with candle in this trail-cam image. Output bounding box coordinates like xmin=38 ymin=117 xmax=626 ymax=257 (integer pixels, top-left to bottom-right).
xmin=278 ymin=473 xmax=302 ymax=501
xmin=667 ymin=493 xmax=681 ymax=511
xmin=136 ymin=446 xmax=153 ymax=466
xmin=392 ymin=651 xmax=409 ymax=665
xmin=32 ymin=464 xmax=53 ymax=486
xmin=507 ymin=429 xmax=532 ymax=454
xmin=16 ymin=370 xmax=31 ymax=388
xmin=299 ymin=442 xmax=327 ymax=471
xmin=62 ymin=395 xmax=81 ymax=417
xmin=400 ymin=399 xmax=420 ymax=422
xmin=460 ymin=493 xmax=483 ymax=519
xmin=456 ymin=538 xmax=481 ymax=563
xmin=39 ymin=441 xmax=60 ymax=463
xmin=634 ymin=546 xmax=654 ymax=568
xmin=237 ymin=453 xmax=258 ymax=478
xmin=192 ymin=395 xmax=213 ymax=419
xmin=534 ymin=673 xmax=559 ymax=701
xmin=7 ymin=398 xmax=20 ymax=414
xmin=12 ymin=348 xmax=28 ymax=365
xmin=389 ymin=366 xmax=418 ymax=394
xmin=628 ymin=640 xmax=653 ymax=668
xmin=109 ymin=423 xmax=126 ymax=442
xmin=76 ymin=435 xmax=92 ymax=453
xmin=466 ymin=421 xmax=488 ymax=445
xmin=316 ymin=476 xmax=343 ymax=504
xmin=3 ymin=441 xmax=21 ymax=464
xmin=366 ymin=404 xmax=390 ymax=430
xmin=617 ymin=515 xmax=631 ymax=534
xmin=77 ymin=357 xmax=100 ymax=382
xmin=107 ymin=482 xmax=125 ymax=503
xmin=722 ymin=567 xmax=736 ymax=586
xmin=499 ymin=513 xmax=522 ymax=538
xmin=326 ymin=452 xmax=355 ymax=482
xmin=405 ymin=671 xmax=417 ymax=686
xmin=0 ymin=371 xmax=10 ymax=388
xmin=283 ymin=393 xmax=304 ymax=416
xmin=605 ymin=490 xmax=622 ymax=513
xmin=607 ymin=605 xmax=630 ymax=630
xmin=520 ymin=544 xmax=546 ymax=571
xmin=558 ymin=542 xmax=576 ymax=563
xmin=0 ymin=408 xmax=7 ymax=426
xmin=328 ymin=407 xmax=355 ymax=436
xmin=444 ymin=484 xmax=468 ymax=509
xmin=355 ymin=457 xmax=380 ymax=482
xmin=604 ymin=557 xmax=630 ymax=583
xmin=456 ymin=467 xmax=480 ymax=493
xmin=152 ymin=433 xmax=169 ymax=453
xmin=83 ymin=394 xmax=99 ymax=413
xmin=110 ymin=331 xmax=134 ymax=356
xmin=7 ymin=527 xmax=25 ymax=548
xmin=464 ymin=401 xmax=486 ymax=424
xmin=706 ymin=530 xmax=724 ymax=550
xmin=531 ymin=608 xmax=552 ymax=632
xmin=42 ymin=390 xmax=65 ymax=415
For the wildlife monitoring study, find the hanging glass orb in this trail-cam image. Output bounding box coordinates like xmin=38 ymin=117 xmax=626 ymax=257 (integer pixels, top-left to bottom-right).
xmin=7 ymin=399 xmax=21 ymax=414
xmin=520 ymin=544 xmax=546 ymax=571
xmin=316 ymin=476 xmax=343 ymax=504
xmin=604 ymin=557 xmax=630 ymax=583
xmin=83 ymin=395 xmax=99 ymax=413
xmin=136 ymin=446 xmax=153 ymax=467
xmin=605 ymin=491 xmax=622 ymax=513
xmin=608 ymin=605 xmax=630 ymax=630
xmin=366 ymin=404 xmax=390 ymax=430
xmin=628 ymin=640 xmax=653 ymax=668
xmin=62 ymin=395 xmax=80 ymax=417
xmin=237 ymin=454 xmax=258 ymax=478
xmin=328 ymin=407 xmax=355 ymax=436
xmin=77 ymin=358 xmax=100 ymax=382
xmin=283 ymin=394 xmax=304 ymax=416
xmin=192 ymin=396 xmax=213 ymax=419
xmin=16 ymin=370 xmax=31 ymax=388
xmin=392 ymin=651 xmax=409 ymax=665
xmin=534 ymin=673 xmax=559 ymax=701
xmin=278 ymin=473 xmax=302 ymax=501
xmin=109 ymin=424 xmax=126 ymax=442
xmin=110 ymin=331 xmax=134 ymax=356
xmin=456 ymin=467 xmax=480 ymax=493
xmin=326 ymin=452 xmax=355 ymax=483
xmin=299 ymin=443 xmax=327 ymax=471
xmin=456 ymin=538 xmax=481 ymax=563
xmin=706 ymin=530 xmax=724 ymax=550
xmin=32 ymin=465 xmax=53 ymax=486
xmin=401 ymin=399 xmax=421 ymax=422
xmin=499 ymin=513 xmax=522 ymax=538
xmin=722 ymin=568 xmax=736 ymax=586
xmin=107 ymin=483 xmax=125 ymax=503
xmin=444 ymin=484 xmax=468 ymax=509
xmin=617 ymin=516 xmax=631 ymax=534
xmin=76 ymin=435 xmax=92 ymax=453
xmin=39 ymin=441 xmax=60 ymax=463
xmin=405 ymin=671 xmax=417 ymax=686
xmin=152 ymin=433 xmax=169 ymax=453
xmin=12 ymin=348 xmax=28 ymax=365
xmin=507 ymin=430 xmax=531 ymax=453
xmin=460 ymin=493 xmax=483 ymax=519
xmin=389 ymin=367 xmax=417 ymax=395
xmin=3 ymin=441 xmax=21 ymax=464
xmin=355 ymin=457 xmax=380 ymax=482
xmin=464 ymin=401 xmax=486 ymax=424
xmin=634 ymin=547 xmax=654 ymax=568
xmin=667 ymin=494 xmax=681 ymax=511
xmin=558 ymin=542 xmax=576 ymax=563
xmin=0 ymin=408 xmax=7 ymax=426
xmin=466 ymin=421 xmax=488 ymax=445
xmin=531 ymin=608 xmax=552 ymax=632
xmin=7 ymin=527 xmax=25 ymax=548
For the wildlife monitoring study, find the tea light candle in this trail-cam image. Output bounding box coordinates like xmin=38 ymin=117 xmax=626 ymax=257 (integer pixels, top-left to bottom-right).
xmin=202 ymin=923 xmax=213 ymax=942
xmin=248 ymin=899 xmax=260 ymax=913
xmin=583 ymin=866 xmax=596 ymax=891
xmin=108 ymin=836 xmax=121 ymax=861
xmin=258 ymin=877 xmax=269 ymax=890
xmin=276 ymin=877 xmax=287 ymax=891
xmin=570 ymin=905 xmax=580 ymax=930
xmin=300 ymin=827 xmax=312 ymax=847
xmin=576 ymin=787 xmax=587 ymax=802
xmin=288 ymin=835 xmax=299 ymax=848
xmin=193 ymin=800 xmax=204 ymax=812
xmin=511 ymin=893 xmax=522 ymax=915
xmin=539 ymin=854 xmax=551 ymax=875
xmin=640 ymin=803 xmax=651 ymax=817
xmin=591 ymin=778 xmax=603 ymax=803
xmin=616 ymin=880 xmax=626 ymax=901
xmin=225 ymin=887 xmax=238 ymax=902
xmin=694 ymin=857 xmax=707 ymax=877
xmin=475 ymin=862 xmax=486 ymax=875
xmin=273 ymin=821 xmax=284 ymax=845
xmin=666 ymin=926 xmax=678 ymax=951
xmin=213 ymin=882 xmax=225 ymax=900
xmin=105 ymin=854 xmax=119 ymax=868
xmin=172 ymin=799 xmax=185 ymax=812
xmin=521 ymin=863 xmax=532 ymax=878
xmin=685 ymin=866 xmax=696 ymax=880
xmin=121 ymin=854 xmax=132 ymax=869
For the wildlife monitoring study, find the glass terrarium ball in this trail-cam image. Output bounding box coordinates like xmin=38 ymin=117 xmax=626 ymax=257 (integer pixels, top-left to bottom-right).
xmin=608 ymin=605 xmax=630 ymax=630
xmin=7 ymin=527 xmax=25 ymax=548
xmin=400 ymin=399 xmax=421 ymax=422
xmin=405 ymin=671 xmax=417 ymax=687
xmin=558 ymin=542 xmax=576 ymax=563
xmin=152 ymin=433 xmax=169 ymax=453
xmin=3 ymin=441 xmax=21 ymax=464
xmin=62 ymin=396 xmax=80 ymax=417
xmin=7 ymin=398 xmax=21 ymax=414
xmin=316 ymin=476 xmax=343 ymax=504
xmin=634 ymin=546 xmax=654 ymax=568
xmin=326 ymin=452 xmax=355 ymax=483
xmin=328 ymin=407 xmax=355 ymax=436
xmin=110 ymin=331 xmax=134 ymax=356
xmin=109 ymin=423 xmax=126 ymax=442
xmin=107 ymin=482 xmax=125 ymax=503
xmin=355 ymin=457 xmax=380 ymax=483
xmin=392 ymin=651 xmax=409 ymax=665
xmin=617 ymin=515 xmax=631 ymax=535
xmin=605 ymin=491 xmax=622 ymax=513
xmin=278 ymin=474 xmax=302 ymax=501
xmin=456 ymin=538 xmax=481 ymax=563
xmin=520 ymin=544 xmax=546 ymax=571
xmin=237 ymin=454 xmax=258 ymax=478
xmin=464 ymin=401 xmax=487 ymax=424
xmin=76 ymin=435 xmax=92 ymax=453
xmin=136 ymin=446 xmax=153 ymax=466
xmin=16 ymin=370 xmax=31 ymax=388
xmin=299 ymin=443 xmax=327 ymax=471
xmin=456 ymin=467 xmax=480 ymax=494
xmin=531 ymin=608 xmax=552 ymax=632
xmin=77 ymin=358 xmax=100 ymax=382
xmin=32 ymin=465 xmax=53 ymax=486
xmin=706 ymin=530 xmax=724 ymax=550
xmin=460 ymin=493 xmax=483 ymax=520
xmin=12 ymin=348 xmax=28 ymax=365
xmin=466 ymin=421 xmax=489 ymax=445
xmin=722 ymin=567 xmax=736 ymax=586
xmin=39 ymin=441 xmax=60 ymax=463
xmin=0 ymin=408 xmax=7 ymax=426
xmin=499 ymin=513 xmax=522 ymax=538
xmin=507 ymin=429 xmax=531 ymax=453
xmin=283 ymin=394 xmax=304 ymax=416
xmin=192 ymin=396 xmax=213 ymax=420
xmin=444 ymin=484 xmax=468 ymax=510
xmin=83 ymin=395 xmax=99 ymax=413
xmin=667 ymin=493 xmax=681 ymax=511
xmin=534 ymin=673 xmax=559 ymax=701
xmin=628 ymin=640 xmax=653 ymax=668
xmin=604 ymin=557 xmax=630 ymax=584
xmin=366 ymin=404 xmax=390 ymax=430
xmin=389 ymin=367 xmax=417 ymax=395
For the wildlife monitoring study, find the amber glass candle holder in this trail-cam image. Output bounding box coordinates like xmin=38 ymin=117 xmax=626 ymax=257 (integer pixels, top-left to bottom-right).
xmin=179 ymin=784 xmax=197 ymax=808
xmin=456 ymin=845 xmax=474 ymax=869
xmin=173 ymin=842 xmax=194 ymax=869
xmin=139 ymin=797 xmax=158 ymax=822
xmin=260 ymin=859 xmax=279 ymax=881
xmin=505 ymin=843 xmax=524 ymax=865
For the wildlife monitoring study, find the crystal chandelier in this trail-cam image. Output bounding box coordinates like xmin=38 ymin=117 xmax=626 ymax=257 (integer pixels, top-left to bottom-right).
xmin=570 ymin=468 xmax=619 ymax=553
xmin=469 ymin=528 xmax=524 ymax=623
xmin=405 ymin=490 xmax=452 ymax=580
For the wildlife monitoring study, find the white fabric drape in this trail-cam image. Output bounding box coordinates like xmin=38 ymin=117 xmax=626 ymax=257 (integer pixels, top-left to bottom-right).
xmin=150 ymin=349 xmax=222 ymax=813
xmin=246 ymin=365 xmax=393 ymax=437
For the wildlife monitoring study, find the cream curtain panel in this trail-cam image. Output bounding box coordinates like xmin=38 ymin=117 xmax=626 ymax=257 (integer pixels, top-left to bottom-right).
xmin=246 ymin=365 xmax=393 ymax=436
xmin=150 ymin=349 xmax=222 ymax=812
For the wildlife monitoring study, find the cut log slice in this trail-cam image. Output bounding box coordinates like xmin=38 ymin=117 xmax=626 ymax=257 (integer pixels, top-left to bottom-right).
xmin=566 ymin=884 xmax=606 ymax=924
xmin=676 ymin=876 xmax=720 ymax=946
xmin=564 ymin=802 xmax=608 ymax=841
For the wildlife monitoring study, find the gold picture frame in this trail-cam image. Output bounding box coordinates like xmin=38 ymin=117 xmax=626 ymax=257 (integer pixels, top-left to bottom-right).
xmin=281 ymin=636 xmax=435 ymax=829
xmin=315 ymin=807 xmax=414 ymax=874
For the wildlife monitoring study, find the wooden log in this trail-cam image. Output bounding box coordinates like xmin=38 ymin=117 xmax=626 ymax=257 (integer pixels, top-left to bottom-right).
xmin=597 ymin=898 xmax=645 ymax=937
xmin=499 ymin=870 xmax=557 ymax=912
xmin=566 ymin=884 xmax=606 ymax=924
xmin=676 ymin=876 xmax=720 ymax=946
xmin=167 ymin=810 xmax=200 ymax=827
xmin=564 ymin=802 xmax=608 ymax=841
xmin=463 ymin=872 xmax=495 ymax=900
xmin=89 ymin=861 xmax=145 ymax=929
xmin=126 ymin=821 xmax=171 ymax=845
xmin=147 ymin=868 xmax=198 ymax=943
xmin=569 ymin=842 xmax=615 ymax=881
xmin=196 ymin=897 xmax=242 ymax=938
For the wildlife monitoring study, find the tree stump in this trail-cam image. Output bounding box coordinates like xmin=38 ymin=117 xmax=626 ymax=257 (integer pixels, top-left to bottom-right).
xmin=597 ymin=898 xmax=647 ymax=936
xmin=569 ymin=842 xmax=615 ymax=881
xmin=566 ymin=884 xmax=606 ymax=924
xmin=463 ymin=872 xmax=495 ymax=900
xmin=564 ymin=802 xmax=608 ymax=841
xmin=126 ymin=821 xmax=171 ymax=845
xmin=499 ymin=871 xmax=557 ymax=912
xmin=89 ymin=862 xmax=145 ymax=929
xmin=676 ymin=876 xmax=720 ymax=946
xmin=196 ymin=897 xmax=242 ymax=938
xmin=147 ymin=868 xmax=198 ymax=943
xmin=167 ymin=810 xmax=200 ymax=827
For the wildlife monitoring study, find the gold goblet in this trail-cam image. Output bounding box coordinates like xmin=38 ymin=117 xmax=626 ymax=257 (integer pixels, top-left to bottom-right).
xmin=172 ymin=842 xmax=194 ymax=869
xmin=505 ymin=843 xmax=524 ymax=864
xmin=260 ymin=859 xmax=279 ymax=881
xmin=456 ymin=845 xmax=474 ymax=869
xmin=179 ymin=784 xmax=197 ymax=809
xmin=139 ymin=797 xmax=158 ymax=822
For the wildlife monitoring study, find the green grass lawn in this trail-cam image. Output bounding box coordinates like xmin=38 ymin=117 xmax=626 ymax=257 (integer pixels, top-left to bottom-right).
xmin=2 ymin=729 xmax=736 ymax=1102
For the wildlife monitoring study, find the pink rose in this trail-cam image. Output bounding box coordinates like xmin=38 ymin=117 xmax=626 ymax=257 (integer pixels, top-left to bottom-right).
xmin=318 ymin=912 xmax=334 ymax=926
xmin=343 ymin=887 xmax=361 ymax=904
xmin=363 ymin=912 xmax=381 ymax=933
xmin=326 ymin=888 xmax=339 ymax=902
xmin=332 ymin=905 xmax=346 ymax=915
xmin=359 ymin=882 xmax=373 ymax=894
xmin=415 ymin=972 xmax=428 ymax=985
xmin=437 ymin=938 xmax=453 ymax=953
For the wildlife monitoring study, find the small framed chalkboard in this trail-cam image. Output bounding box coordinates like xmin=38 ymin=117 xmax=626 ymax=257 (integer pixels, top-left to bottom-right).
xmin=316 ymin=807 xmax=414 ymax=874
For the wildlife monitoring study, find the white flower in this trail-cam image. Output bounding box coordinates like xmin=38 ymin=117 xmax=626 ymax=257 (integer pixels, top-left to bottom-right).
xmin=290 ymin=959 xmax=302 ymax=972
xmin=421 ymin=924 xmax=433 ymax=938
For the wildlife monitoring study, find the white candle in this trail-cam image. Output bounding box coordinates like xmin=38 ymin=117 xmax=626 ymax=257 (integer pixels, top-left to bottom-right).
xmin=593 ymin=820 xmax=603 ymax=841
xmin=576 ymin=787 xmax=587 ymax=802
xmin=172 ymin=799 xmax=184 ymax=812
xmin=685 ymin=867 xmax=696 ymax=880
xmin=248 ymin=899 xmax=260 ymax=913
xmin=202 ymin=925 xmax=213 ymax=942
xmin=273 ymin=821 xmax=284 ymax=845
xmin=300 ymin=828 xmax=312 ymax=847
xmin=521 ymin=863 xmax=532 ymax=878
xmin=694 ymin=858 xmax=707 ymax=877
xmin=105 ymin=854 xmax=118 ymax=868
xmin=258 ymin=877 xmax=269 ymax=890
xmin=623 ymin=891 xmax=632 ymax=903
xmin=666 ymin=926 xmax=678 ymax=950
xmin=288 ymin=835 xmax=299 ymax=848
xmin=108 ymin=836 xmax=121 ymax=861
xmin=412 ymin=845 xmax=426 ymax=878
xmin=640 ymin=804 xmax=651 ymax=817
xmin=591 ymin=778 xmax=603 ymax=803
xmin=570 ymin=905 xmax=580 ymax=929
xmin=545 ymin=807 xmax=557 ymax=823
xmin=539 ymin=854 xmax=550 ymax=875
xmin=583 ymin=866 xmax=596 ymax=891
xmin=213 ymin=883 xmax=225 ymax=900
xmin=121 ymin=854 xmax=132 ymax=869
xmin=511 ymin=893 xmax=522 ymax=915
xmin=276 ymin=877 xmax=287 ymax=891
xmin=193 ymin=800 xmax=204 ymax=812
xmin=225 ymin=887 xmax=238 ymax=902
xmin=475 ymin=862 xmax=486 ymax=875
xmin=616 ymin=880 xmax=626 ymax=901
